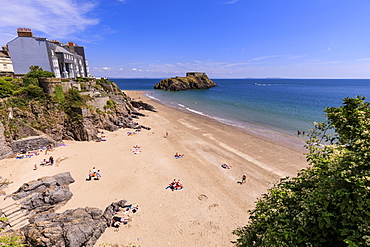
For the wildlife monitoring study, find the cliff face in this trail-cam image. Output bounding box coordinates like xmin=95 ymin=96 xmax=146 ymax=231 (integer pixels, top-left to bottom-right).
xmin=154 ymin=74 xmax=217 ymax=91
xmin=0 ymin=78 xmax=152 ymax=158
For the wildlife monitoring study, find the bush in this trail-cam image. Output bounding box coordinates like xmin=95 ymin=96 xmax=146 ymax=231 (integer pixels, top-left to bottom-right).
xmin=0 ymin=78 xmax=15 ymax=97
xmin=104 ymin=99 xmax=116 ymax=109
xmin=233 ymin=96 xmax=370 ymax=246
xmin=13 ymin=85 xmax=45 ymax=100
xmin=25 ymin=65 xmax=55 ymax=79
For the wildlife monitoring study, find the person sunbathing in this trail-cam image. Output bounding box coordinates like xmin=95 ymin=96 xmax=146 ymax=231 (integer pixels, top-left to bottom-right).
xmin=221 ymin=164 xmax=231 ymax=169
xmin=174 ymin=153 xmax=184 ymax=158
xmin=174 ymin=180 xmax=183 ymax=190
xmin=166 ymin=179 xmax=177 ymax=190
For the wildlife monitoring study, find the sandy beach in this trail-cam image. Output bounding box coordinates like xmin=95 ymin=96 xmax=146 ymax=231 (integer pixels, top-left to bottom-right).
xmin=0 ymin=90 xmax=309 ymax=246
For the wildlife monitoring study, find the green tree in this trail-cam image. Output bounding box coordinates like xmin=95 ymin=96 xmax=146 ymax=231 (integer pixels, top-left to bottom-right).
xmin=233 ymin=96 xmax=370 ymax=246
xmin=25 ymin=65 xmax=55 ymax=79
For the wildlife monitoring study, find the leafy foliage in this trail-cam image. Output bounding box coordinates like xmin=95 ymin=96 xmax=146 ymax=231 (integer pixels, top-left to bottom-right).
xmin=53 ymin=85 xmax=66 ymax=105
xmin=104 ymin=99 xmax=116 ymax=109
xmin=0 ymin=78 xmax=15 ymax=98
xmin=25 ymin=65 xmax=54 ymax=79
xmin=13 ymin=85 xmax=45 ymax=100
xmin=0 ymin=233 xmax=25 ymax=247
xmin=233 ymin=96 xmax=370 ymax=247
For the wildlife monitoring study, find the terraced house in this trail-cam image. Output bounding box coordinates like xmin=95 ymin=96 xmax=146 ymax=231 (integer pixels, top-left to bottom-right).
xmin=0 ymin=46 xmax=14 ymax=77
xmin=7 ymin=28 xmax=90 ymax=79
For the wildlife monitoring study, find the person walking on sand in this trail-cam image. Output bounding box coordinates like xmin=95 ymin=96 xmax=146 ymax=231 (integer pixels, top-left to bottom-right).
xmin=241 ymin=174 xmax=247 ymax=184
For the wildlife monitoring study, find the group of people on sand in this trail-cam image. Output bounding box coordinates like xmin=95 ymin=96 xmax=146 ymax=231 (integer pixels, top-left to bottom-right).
xmin=16 ymin=146 xmax=53 ymax=159
xmin=86 ymin=167 xmax=101 ymax=181
xmin=40 ymin=156 xmax=54 ymax=166
xmin=34 ymin=156 xmax=55 ymax=170
xmin=111 ymin=204 xmax=139 ymax=228
xmin=174 ymin=153 xmax=184 ymax=158
xmin=166 ymin=179 xmax=184 ymax=191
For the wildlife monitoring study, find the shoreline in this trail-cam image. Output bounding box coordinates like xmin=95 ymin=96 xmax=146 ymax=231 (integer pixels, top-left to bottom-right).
xmin=0 ymin=90 xmax=309 ymax=246
xmin=139 ymin=90 xmax=307 ymax=154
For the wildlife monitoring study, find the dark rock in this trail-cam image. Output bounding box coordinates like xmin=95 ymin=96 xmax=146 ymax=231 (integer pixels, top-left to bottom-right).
xmin=11 ymin=172 xmax=74 ymax=215
xmin=23 ymin=200 xmax=129 ymax=247
xmin=130 ymin=101 xmax=156 ymax=112
xmin=154 ymin=73 xmax=217 ymax=91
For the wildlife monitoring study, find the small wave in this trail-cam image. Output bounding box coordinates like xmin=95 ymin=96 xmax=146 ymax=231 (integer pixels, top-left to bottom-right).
xmin=185 ymin=107 xmax=206 ymax=116
xmin=146 ymin=95 xmax=161 ymax=102
xmin=178 ymin=104 xmax=185 ymax=107
xmin=211 ymin=116 xmax=245 ymax=128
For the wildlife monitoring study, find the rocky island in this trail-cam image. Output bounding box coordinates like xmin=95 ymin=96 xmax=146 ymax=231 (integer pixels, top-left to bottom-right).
xmin=154 ymin=72 xmax=217 ymax=91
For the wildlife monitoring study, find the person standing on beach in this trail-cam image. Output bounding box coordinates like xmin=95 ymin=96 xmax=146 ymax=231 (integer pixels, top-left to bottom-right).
xmin=241 ymin=174 xmax=247 ymax=184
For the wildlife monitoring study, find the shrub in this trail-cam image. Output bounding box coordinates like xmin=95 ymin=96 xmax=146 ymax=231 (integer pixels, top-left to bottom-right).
xmin=13 ymin=85 xmax=45 ymax=100
xmin=233 ymin=96 xmax=370 ymax=247
xmin=0 ymin=78 xmax=15 ymax=97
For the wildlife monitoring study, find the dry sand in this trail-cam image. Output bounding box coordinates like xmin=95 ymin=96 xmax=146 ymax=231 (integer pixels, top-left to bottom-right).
xmin=0 ymin=91 xmax=309 ymax=246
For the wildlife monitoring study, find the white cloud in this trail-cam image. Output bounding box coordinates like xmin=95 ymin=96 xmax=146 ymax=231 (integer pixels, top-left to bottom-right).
xmin=225 ymin=0 xmax=239 ymax=4
xmin=0 ymin=0 xmax=98 ymax=45
xmin=250 ymin=55 xmax=285 ymax=61
xmin=356 ymin=58 xmax=370 ymax=62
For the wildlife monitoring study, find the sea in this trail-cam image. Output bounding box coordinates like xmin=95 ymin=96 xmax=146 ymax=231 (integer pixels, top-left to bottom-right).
xmin=111 ymin=78 xmax=370 ymax=141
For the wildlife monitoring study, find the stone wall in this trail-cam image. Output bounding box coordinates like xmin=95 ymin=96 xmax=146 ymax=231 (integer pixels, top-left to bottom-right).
xmin=0 ymin=122 xmax=12 ymax=159
xmin=61 ymin=81 xmax=72 ymax=92
xmin=11 ymin=135 xmax=57 ymax=153
xmin=39 ymin=77 xmax=62 ymax=95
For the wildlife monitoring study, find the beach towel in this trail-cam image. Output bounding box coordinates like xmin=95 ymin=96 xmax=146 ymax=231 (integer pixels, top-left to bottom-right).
xmin=174 ymin=156 xmax=182 ymax=159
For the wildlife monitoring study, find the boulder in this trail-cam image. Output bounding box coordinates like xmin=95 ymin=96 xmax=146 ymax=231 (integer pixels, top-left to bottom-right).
xmin=11 ymin=172 xmax=75 ymax=215
xmin=23 ymin=200 xmax=128 ymax=247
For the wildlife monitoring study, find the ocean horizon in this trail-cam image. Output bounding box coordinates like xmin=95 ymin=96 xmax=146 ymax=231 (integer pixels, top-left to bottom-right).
xmin=111 ymin=78 xmax=370 ymax=141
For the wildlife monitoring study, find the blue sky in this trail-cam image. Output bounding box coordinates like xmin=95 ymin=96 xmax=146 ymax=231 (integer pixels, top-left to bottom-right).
xmin=1 ymin=0 xmax=370 ymax=78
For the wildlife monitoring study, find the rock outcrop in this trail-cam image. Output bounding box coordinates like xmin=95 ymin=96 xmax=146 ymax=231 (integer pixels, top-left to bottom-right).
xmin=154 ymin=73 xmax=217 ymax=91
xmin=1 ymin=173 xmax=132 ymax=247
xmin=0 ymin=122 xmax=12 ymax=159
xmin=22 ymin=200 xmax=128 ymax=247
xmin=0 ymin=78 xmax=155 ymax=159
xmin=10 ymin=172 xmax=75 ymax=216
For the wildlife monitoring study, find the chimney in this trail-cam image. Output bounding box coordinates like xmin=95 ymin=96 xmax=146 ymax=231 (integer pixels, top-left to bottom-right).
xmin=49 ymin=40 xmax=60 ymax=44
xmin=17 ymin=28 xmax=33 ymax=37
xmin=68 ymin=41 xmax=74 ymax=46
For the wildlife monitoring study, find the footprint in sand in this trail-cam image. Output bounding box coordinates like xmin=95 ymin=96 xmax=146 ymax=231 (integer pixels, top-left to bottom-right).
xmin=198 ymin=194 xmax=208 ymax=201
xmin=208 ymin=203 xmax=219 ymax=210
